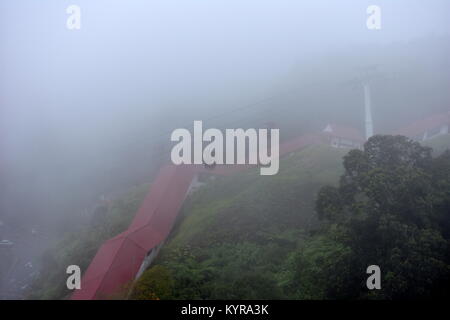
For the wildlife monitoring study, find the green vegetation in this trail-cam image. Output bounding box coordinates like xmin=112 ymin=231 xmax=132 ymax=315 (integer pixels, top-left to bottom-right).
xmin=130 ymin=265 xmax=174 ymax=300
xmin=134 ymin=135 xmax=450 ymax=300
xmin=28 ymin=184 xmax=150 ymax=300
xmin=132 ymin=144 xmax=348 ymax=299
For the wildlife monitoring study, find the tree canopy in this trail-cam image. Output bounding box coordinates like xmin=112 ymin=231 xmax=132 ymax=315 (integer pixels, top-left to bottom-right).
xmin=315 ymin=135 xmax=450 ymax=299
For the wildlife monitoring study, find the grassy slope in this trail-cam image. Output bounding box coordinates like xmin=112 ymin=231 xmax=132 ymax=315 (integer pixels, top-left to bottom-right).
xmin=139 ymin=144 xmax=348 ymax=299
xmin=171 ymin=144 xmax=347 ymax=246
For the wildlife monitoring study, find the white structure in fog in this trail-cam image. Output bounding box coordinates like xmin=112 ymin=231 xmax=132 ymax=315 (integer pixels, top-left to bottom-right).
xmin=323 ymin=124 xmax=365 ymax=149
xmin=363 ymin=83 xmax=374 ymax=140
xmin=395 ymin=112 xmax=450 ymax=141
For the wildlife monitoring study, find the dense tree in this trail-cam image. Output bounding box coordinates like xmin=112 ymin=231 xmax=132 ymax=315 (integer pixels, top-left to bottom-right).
xmin=315 ymin=135 xmax=450 ymax=299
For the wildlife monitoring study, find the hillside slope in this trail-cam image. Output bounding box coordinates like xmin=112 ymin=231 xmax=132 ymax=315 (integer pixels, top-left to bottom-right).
xmin=132 ymin=135 xmax=450 ymax=299
xmin=132 ymin=144 xmax=349 ymax=299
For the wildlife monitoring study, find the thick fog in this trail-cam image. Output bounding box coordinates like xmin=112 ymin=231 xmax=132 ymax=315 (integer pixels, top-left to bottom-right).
xmin=1 ymin=0 xmax=449 ymax=238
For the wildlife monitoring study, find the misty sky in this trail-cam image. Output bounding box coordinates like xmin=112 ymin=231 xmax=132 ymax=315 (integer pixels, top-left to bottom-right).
xmin=1 ymin=0 xmax=449 ymax=226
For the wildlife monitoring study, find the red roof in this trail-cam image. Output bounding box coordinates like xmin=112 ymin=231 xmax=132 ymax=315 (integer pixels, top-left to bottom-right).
xmin=395 ymin=112 xmax=450 ymax=137
xmin=322 ymin=124 xmax=365 ymax=142
xmin=71 ymin=165 xmax=197 ymax=299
